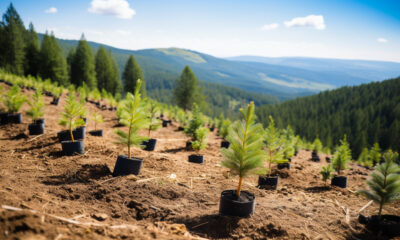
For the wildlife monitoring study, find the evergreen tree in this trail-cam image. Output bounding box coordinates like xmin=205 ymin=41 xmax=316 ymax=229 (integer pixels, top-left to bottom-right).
xmin=110 ymin=52 xmax=122 ymax=95
xmin=39 ymin=32 xmax=69 ymax=85
xmin=24 ymin=22 xmax=40 ymax=76
xmin=66 ymin=47 xmax=75 ymax=80
xmin=70 ymin=34 xmax=97 ymax=89
xmin=123 ymin=55 xmax=145 ymax=95
xmin=0 ymin=3 xmax=26 ymax=75
xmin=174 ymin=65 xmax=199 ymax=111
xmin=95 ymin=46 xmax=114 ymax=92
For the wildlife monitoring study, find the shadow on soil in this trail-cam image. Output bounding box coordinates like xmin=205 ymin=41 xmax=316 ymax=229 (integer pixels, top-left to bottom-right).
xmin=161 ymin=147 xmax=187 ymax=154
xmin=42 ymin=164 xmax=112 ymax=185
xmin=305 ymin=186 xmax=331 ymax=193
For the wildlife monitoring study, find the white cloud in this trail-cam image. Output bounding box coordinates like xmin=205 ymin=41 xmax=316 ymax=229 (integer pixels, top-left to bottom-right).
xmin=261 ymin=23 xmax=279 ymax=31
xmin=45 ymin=7 xmax=57 ymax=14
xmin=377 ymin=38 xmax=387 ymax=43
xmin=284 ymin=15 xmax=326 ymax=30
xmin=88 ymin=0 xmax=136 ymax=19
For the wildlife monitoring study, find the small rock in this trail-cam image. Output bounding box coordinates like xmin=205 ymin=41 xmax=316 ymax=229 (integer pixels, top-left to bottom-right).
xmin=92 ymin=213 xmax=108 ymax=221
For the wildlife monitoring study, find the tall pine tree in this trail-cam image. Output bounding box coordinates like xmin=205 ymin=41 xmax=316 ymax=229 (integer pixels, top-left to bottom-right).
xmin=24 ymin=22 xmax=40 ymax=76
xmin=110 ymin=52 xmax=122 ymax=95
xmin=95 ymin=46 xmax=114 ymax=92
xmin=0 ymin=3 xmax=26 ymax=75
xmin=39 ymin=32 xmax=69 ymax=85
xmin=70 ymin=34 xmax=97 ymax=89
xmin=174 ymin=65 xmax=199 ymax=111
xmin=123 ymin=55 xmax=145 ymax=95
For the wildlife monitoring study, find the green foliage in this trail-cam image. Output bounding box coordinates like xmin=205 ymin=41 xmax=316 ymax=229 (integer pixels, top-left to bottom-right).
xmin=320 ymin=165 xmax=333 ymax=185
xmin=264 ymin=116 xmax=287 ymax=175
xmin=357 ymin=148 xmax=373 ymax=167
xmin=219 ymin=119 xmax=232 ymax=139
xmin=192 ymin=127 xmax=209 ymax=151
xmin=4 ymin=85 xmax=26 ymax=113
xmin=95 ymin=46 xmax=115 ymax=93
xmin=123 ymin=55 xmax=145 ymax=95
xmin=331 ymin=135 xmax=352 ymax=175
xmin=313 ymin=138 xmax=323 ymax=153
xmin=40 ymin=33 xmax=69 ymax=86
xmin=221 ymin=102 xmax=266 ymax=197
xmin=115 ymin=79 xmax=148 ymax=158
xmin=27 ymin=88 xmax=45 ymax=121
xmin=173 ymin=66 xmax=203 ymax=111
xmin=70 ymin=35 xmax=96 ymax=89
xmin=370 ymin=142 xmax=382 ymax=165
xmin=146 ymin=100 xmax=161 ymax=137
xmin=24 ymin=23 xmax=40 ymax=76
xmin=358 ymin=150 xmax=400 ymax=217
xmin=91 ymin=111 xmax=103 ymax=131
xmin=58 ymin=93 xmax=85 ymax=142
xmin=185 ymin=103 xmax=204 ymax=140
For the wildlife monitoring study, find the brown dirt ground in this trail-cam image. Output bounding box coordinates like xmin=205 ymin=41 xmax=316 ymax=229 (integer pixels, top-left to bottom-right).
xmin=0 ymin=83 xmax=399 ymax=240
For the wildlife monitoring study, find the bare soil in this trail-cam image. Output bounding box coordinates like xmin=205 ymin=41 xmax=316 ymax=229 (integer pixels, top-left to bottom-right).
xmin=0 ymin=83 xmax=399 ymax=240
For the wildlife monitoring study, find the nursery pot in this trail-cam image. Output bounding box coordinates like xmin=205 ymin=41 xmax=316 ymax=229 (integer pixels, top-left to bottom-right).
xmin=61 ymin=140 xmax=84 ymax=156
xmin=112 ymin=155 xmax=143 ymax=177
xmin=162 ymin=120 xmax=168 ymax=127
xmin=51 ymin=97 xmax=59 ymax=105
xmin=142 ymin=138 xmax=157 ymax=151
xmin=277 ymin=163 xmax=291 ymax=170
xmin=34 ymin=118 xmax=45 ymax=126
xmin=7 ymin=113 xmax=22 ymax=124
xmin=28 ymin=123 xmax=44 ymax=135
xmin=219 ymin=190 xmax=255 ymax=217
xmin=178 ymin=126 xmax=184 ymax=131
xmin=89 ymin=130 xmax=103 ymax=137
xmin=221 ymin=140 xmax=230 ymax=148
xmin=331 ymin=176 xmax=347 ymax=188
xmin=188 ymin=154 xmax=204 ymax=164
xmin=358 ymin=214 xmax=400 ymax=237
xmin=209 ymin=127 xmax=215 ymax=132
xmin=258 ymin=176 xmax=278 ymax=190
xmin=185 ymin=141 xmax=192 ymax=150
xmin=57 ymin=127 xmax=86 ymax=142
xmin=0 ymin=112 xmax=8 ymax=125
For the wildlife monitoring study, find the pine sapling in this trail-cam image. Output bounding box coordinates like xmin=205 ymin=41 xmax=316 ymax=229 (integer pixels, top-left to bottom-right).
xmin=58 ymin=93 xmax=85 ymax=142
xmin=91 ymin=111 xmax=104 ymax=131
xmin=192 ymin=127 xmax=209 ymax=151
xmin=27 ymin=89 xmax=45 ymax=122
xmin=115 ymin=79 xmax=148 ymax=158
xmin=320 ymin=165 xmax=333 ymax=186
xmin=370 ymin=142 xmax=381 ymax=165
xmin=358 ymin=150 xmax=400 ymax=219
xmin=221 ymin=102 xmax=266 ymax=197
xmin=331 ymin=135 xmax=352 ymax=175
xmin=146 ymin=100 xmax=161 ymax=138
xmin=264 ymin=116 xmax=287 ymax=177
xmin=4 ymin=86 xmax=26 ymax=113
xmin=185 ymin=103 xmax=204 ymax=141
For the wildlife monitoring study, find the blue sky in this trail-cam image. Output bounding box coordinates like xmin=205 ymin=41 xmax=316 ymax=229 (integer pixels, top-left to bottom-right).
xmin=1 ymin=0 xmax=400 ymax=62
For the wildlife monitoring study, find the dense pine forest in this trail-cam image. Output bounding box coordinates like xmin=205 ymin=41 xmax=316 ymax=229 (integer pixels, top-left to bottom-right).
xmin=257 ymin=77 xmax=400 ymax=157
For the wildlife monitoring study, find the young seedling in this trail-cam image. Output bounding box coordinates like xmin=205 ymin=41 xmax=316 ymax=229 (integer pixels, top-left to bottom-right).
xmin=146 ymin=100 xmax=161 ymax=138
xmin=91 ymin=111 xmax=104 ymax=131
xmin=185 ymin=103 xmax=204 ymax=141
xmin=320 ymin=165 xmax=333 ymax=186
xmin=264 ymin=116 xmax=287 ymax=176
xmin=359 ymin=150 xmax=400 ymax=219
xmin=221 ymin=102 xmax=266 ymax=197
xmin=219 ymin=119 xmax=232 ymax=140
xmin=115 ymin=79 xmax=148 ymax=158
xmin=370 ymin=142 xmax=381 ymax=165
xmin=4 ymin=86 xmax=26 ymax=113
xmin=192 ymin=127 xmax=209 ymax=151
xmin=58 ymin=93 xmax=85 ymax=142
xmin=357 ymin=148 xmax=373 ymax=167
xmin=26 ymin=89 xmax=45 ymax=122
xmin=331 ymin=135 xmax=352 ymax=175
xmin=313 ymin=137 xmax=323 ymax=153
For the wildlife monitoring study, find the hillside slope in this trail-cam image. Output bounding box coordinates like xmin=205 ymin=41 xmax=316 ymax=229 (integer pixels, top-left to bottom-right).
xmin=256 ymin=77 xmax=400 ymax=157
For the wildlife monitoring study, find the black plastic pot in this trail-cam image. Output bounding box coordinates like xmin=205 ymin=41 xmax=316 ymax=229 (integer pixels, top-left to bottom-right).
xmin=28 ymin=123 xmax=44 ymax=135
xmin=221 ymin=140 xmax=230 ymax=148
xmin=61 ymin=140 xmax=84 ymax=156
xmin=277 ymin=163 xmax=291 ymax=170
xmin=331 ymin=176 xmax=347 ymax=188
xmin=186 ymin=141 xmax=192 ymax=150
xmin=178 ymin=126 xmax=184 ymax=131
xmin=0 ymin=112 xmax=8 ymax=125
xmin=51 ymin=97 xmax=59 ymax=106
xmin=219 ymin=190 xmax=255 ymax=217
xmin=162 ymin=120 xmax=168 ymax=127
xmin=112 ymin=155 xmax=143 ymax=177
xmin=57 ymin=127 xmax=85 ymax=142
xmin=34 ymin=118 xmax=45 ymax=126
xmin=325 ymin=157 xmax=331 ymax=163
xmin=142 ymin=138 xmax=157 ymax=151
xmin=209 ymin=127 xmax=215 ymax=132
xmin=7 ymin=113 xmax=22 ymax=124
xmin=358 ymin=214 xmax=400 ymax=237
xmin=311 ymin=151 xmax=320 ymax=162
xmin=89 ymin=130 xmax=103 ymax=137
xmin=188 ymin=154 xmax=204 ymax=164
xmin=258 ymin=176 xmax=278 ymax=190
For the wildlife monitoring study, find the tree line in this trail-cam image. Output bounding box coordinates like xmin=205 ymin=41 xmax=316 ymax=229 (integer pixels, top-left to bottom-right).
xmin=0 ymin=3 xmax=145 ymax=96
xmin=256 ymin=77 xmax=400 ymax=158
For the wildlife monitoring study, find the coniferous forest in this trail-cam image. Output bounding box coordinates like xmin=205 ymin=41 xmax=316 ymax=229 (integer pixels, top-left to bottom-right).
xmin=257 ymin=77 xmax=400 ymax=158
